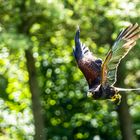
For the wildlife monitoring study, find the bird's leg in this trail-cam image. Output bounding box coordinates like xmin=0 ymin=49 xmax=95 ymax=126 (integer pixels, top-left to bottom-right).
xmin=105 ymin=86 xmax=121 ymax=105
xmin=110 ymin=93 xmax=122 ymax=105
xmin=101 ymin=85 xmax=121 ymax=104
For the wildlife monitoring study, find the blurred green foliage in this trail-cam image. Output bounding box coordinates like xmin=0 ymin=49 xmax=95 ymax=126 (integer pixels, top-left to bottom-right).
xmin=0 ymin=0 xmax=140 ymax=140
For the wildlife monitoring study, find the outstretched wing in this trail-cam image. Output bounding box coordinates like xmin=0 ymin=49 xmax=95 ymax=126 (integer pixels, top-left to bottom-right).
xmin=73 ymin=28 xmax=102 ymax=89
xmin=101 ymin=23 xmax=140 ymax=86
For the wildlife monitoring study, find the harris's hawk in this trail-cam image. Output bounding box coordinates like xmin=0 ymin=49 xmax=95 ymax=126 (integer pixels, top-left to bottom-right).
xmin=73 ymin=24 xmax=140 ymax=104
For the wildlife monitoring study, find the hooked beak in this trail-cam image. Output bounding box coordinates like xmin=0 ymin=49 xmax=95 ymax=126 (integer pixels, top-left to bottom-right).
xmin=87 ymin=91 xmax=93 ymax=97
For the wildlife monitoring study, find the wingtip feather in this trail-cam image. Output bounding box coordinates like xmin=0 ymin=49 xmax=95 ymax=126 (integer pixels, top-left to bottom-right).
xmin=77 ymin=25 xmax=80 ymax=32
xmin=75 ymin=26 xmax=80 ymax=43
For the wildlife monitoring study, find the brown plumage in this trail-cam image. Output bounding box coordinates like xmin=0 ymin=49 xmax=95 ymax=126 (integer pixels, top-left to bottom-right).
xmin=73 ymin=28 xmax=102 ymax=89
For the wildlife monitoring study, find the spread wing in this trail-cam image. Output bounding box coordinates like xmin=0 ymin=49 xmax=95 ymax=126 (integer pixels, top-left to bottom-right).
xmin=101 ymin=23 xmax=140 ymax=86
xmin=73 ymin=28 xmax=102 ymax=89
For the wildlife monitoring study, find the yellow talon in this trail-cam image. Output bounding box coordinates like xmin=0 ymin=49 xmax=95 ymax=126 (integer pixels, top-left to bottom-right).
xmin=111 ymin=93 xmax=121 ymax=105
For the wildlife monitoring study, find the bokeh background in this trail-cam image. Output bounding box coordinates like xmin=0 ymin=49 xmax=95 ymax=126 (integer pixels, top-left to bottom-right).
xmin=0 ymin=0 xmax=140 ymax=140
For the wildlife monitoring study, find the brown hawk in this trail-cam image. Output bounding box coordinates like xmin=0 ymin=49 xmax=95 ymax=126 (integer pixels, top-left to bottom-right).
xmin=73 ymin=23 xmax=140 ymax=104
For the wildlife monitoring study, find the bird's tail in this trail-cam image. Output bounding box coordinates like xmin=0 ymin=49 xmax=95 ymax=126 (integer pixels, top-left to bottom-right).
xmin=115 ymin=87 xmax=140 ymax=93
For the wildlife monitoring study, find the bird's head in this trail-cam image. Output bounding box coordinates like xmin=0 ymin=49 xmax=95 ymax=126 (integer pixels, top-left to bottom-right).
xmin=87 ymin=85 xmax=122 ymax=105
xmin=87 ymin=85 xmax=101 ymax=99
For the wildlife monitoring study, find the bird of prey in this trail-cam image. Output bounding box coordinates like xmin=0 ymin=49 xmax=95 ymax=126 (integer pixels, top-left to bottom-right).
xmin=73 ymin=23 xmax=140 ymax=104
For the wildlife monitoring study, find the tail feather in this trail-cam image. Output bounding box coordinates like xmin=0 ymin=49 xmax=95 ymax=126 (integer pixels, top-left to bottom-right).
xmin=115 ymin=87 xmax=140 ymax=93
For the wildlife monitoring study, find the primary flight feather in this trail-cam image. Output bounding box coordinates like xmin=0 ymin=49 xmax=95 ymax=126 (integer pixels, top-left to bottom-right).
xmin=73 ymin=23 xmax=140 ymax=104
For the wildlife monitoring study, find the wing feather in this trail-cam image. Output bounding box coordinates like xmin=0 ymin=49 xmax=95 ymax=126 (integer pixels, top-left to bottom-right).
xmin=74 ymin=28 xmax=102 ymax=89
xmin=101 ymin=23 xmax=140 ymax=86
